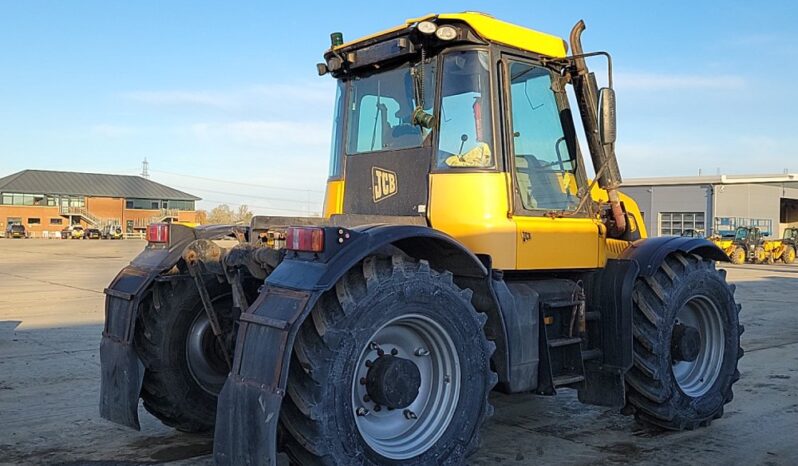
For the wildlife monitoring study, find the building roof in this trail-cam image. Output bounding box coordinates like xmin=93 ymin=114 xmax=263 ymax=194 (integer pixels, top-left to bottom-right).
xmin=0 ymin=169 xmax=200 ymax=201
xmin=623 ymin=173 xmax=798 ymax=188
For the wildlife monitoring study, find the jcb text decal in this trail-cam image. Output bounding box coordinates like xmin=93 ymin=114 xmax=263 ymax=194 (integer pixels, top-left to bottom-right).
xmin=372 ymin=167 xmax=397 ymax=202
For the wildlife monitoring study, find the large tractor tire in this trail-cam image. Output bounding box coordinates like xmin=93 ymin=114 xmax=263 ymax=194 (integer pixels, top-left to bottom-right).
xmin=754 ymin=246 xmax=767 ymax=264
xmin=280 ymin=255 xmax=496 ymax=465
xmin=782 ymin=245 xmax=796 ymax=264
xmin=135 ymin=278 xmax=235 ymax=432
xmin=625 ymin=252 xmax=743 ymax=430
xmin=729 ymin=247 xmax=746 ymax=265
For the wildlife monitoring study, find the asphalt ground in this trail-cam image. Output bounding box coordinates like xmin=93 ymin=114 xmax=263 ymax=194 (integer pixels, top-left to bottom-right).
xmin=0 ymin=239 xmax=796 ymax=465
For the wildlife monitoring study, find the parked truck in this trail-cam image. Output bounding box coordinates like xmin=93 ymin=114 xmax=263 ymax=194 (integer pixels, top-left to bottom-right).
xmin=100 ymin=13 xmax=742 ymax=465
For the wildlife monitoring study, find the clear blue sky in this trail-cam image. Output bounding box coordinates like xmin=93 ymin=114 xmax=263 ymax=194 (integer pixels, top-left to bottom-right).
xmin=1 ymin=1 xmax=796 ymax=214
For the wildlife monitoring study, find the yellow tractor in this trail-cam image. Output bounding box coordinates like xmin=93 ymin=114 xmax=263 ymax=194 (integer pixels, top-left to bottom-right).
xmin=99 ymin=13 xmax=742 ymax=464
xmin=716 ymin=226 xmax=796 ymax=264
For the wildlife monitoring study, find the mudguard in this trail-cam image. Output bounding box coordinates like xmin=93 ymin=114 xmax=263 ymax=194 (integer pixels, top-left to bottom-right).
xmin=99 ymin=224 xmax=241 ymax=430
xmin=571 ymin=236 xmax=728 ymax=408
xmin=621 ymin=236 xmax=730 ymax=277
xmin=213 ymin=224 xmax=486 ymax=465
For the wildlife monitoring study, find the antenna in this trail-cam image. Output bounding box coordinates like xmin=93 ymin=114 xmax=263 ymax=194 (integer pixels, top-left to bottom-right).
xmin=141 ymin=158 xmax=150 ymax=179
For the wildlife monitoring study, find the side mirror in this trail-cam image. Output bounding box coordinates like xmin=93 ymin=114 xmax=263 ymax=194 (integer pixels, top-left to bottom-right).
xmin=598 ymin=87 xmax=616 ymax=145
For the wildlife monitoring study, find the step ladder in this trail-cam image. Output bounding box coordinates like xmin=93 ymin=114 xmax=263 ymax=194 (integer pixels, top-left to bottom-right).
xmin=537 ymin=299 xmax=590 ymax=394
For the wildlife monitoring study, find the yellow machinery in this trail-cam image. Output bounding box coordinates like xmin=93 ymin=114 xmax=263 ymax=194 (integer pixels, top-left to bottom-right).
xmin=713 ymin=226 xmax=796 ymax=264
xmin=100 ymin=13 xmax=742 ymax=464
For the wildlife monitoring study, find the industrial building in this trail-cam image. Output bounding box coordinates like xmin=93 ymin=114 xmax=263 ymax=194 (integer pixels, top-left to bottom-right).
xmin=0 ymin=169 xmax=200 ymax=237
xmin=622 ymin=173 xmax=798 ymax=238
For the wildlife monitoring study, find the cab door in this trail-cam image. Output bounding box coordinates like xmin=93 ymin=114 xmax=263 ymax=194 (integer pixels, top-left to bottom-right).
xmin=503 ymin=57 xmax=602 ymax=270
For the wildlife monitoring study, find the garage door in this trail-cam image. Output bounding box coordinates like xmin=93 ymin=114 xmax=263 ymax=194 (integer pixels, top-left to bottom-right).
xmin=659 ymin=212 xmax=705 ymax=236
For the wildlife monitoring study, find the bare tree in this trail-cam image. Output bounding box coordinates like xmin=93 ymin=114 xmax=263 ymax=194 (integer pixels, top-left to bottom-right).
xmin=206 ymin=204 xmax=254 ymax=224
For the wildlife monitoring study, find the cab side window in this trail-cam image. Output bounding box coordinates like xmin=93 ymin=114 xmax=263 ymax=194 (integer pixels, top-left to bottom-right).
xmin=509 ymin=61 xmax=577 ymax=211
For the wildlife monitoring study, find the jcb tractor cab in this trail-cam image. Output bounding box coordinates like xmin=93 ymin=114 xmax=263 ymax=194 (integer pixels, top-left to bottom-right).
xmin=99 ymin=13 xmax=742 ymax=465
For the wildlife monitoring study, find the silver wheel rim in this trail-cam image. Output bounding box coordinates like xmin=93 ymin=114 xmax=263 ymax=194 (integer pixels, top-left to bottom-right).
xmin=672 ymin=295 xmax=725 ymax=397
xmin=186 ymin=313 xmax=228 ymax=395
xmin=351 ymin=313 xmax=461 ymax=460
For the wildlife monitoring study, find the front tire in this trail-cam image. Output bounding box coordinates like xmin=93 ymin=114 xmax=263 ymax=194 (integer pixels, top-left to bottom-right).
xmin=280 ymin=255 xmax=496 ymax=465
xmin=625 ymin=252 xmax=742 ymax=430
xmin=729 ymin=247 xmax=745 ymax=264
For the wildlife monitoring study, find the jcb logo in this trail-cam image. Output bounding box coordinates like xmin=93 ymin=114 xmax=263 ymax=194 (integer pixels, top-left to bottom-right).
xmin=372 ymin=167 xmax=397 ymax=203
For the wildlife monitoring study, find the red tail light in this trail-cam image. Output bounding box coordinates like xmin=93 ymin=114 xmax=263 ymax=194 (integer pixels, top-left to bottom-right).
xmin=286 ymin=227 xmax=324 ymax=252
xmin=147 ymin=223 xmax=170 ymax=243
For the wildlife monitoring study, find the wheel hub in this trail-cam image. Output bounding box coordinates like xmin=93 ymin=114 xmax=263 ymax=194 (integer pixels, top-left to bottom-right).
xmin=351 ymin=314 xmax=461 ymax=460
xmin=671 ymin=295 xmax=726 ymax=397
xmin=365 ymin=354 xmax=421 ymax=410
xmin=671 ymin=323 xmax=701 ymax=362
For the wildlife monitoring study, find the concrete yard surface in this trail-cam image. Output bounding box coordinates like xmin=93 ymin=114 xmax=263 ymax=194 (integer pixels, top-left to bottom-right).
xmin=0 ymin=239 xmax=797 ymax=465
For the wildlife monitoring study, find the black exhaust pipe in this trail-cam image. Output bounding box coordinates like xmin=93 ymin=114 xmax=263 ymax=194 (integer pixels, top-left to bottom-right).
xmin=569 ymin=20 xmax=626 ymax=235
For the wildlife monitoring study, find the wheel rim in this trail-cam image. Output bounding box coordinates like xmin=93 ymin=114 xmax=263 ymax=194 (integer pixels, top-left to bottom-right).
xmin=186 ymin=313 xmax=229 ymax=395
xmin=672 ymin=295 xmax=726 ymax=397
xmin=351 ymin=313 xmax=461 ymax=460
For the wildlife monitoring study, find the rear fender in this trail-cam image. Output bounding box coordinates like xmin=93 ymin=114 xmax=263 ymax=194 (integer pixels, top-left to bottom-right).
xmin=99 ymin=223 xmax=242 ymax=430
xmin=214 ymin=225 xmax=487 ymax=465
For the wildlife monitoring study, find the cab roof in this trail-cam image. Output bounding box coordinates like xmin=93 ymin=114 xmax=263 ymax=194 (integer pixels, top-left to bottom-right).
xmin=334 ymin=12 xmax=568 ymax=58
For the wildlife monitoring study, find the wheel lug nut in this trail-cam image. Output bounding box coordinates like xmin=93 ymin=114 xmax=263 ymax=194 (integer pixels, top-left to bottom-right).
xmin=359 ymin=377 xmax=367 ymax=385
xmin=414 ymin=348 xmax=430 ymax=357
xmin=390 ymin=348 xmax=398 ymax=356
xmin=363 ymin=394 xmax=371 ymax=402
xmin=356 ymin=406 xmax=369 ymax=416
xmin=403 ymin=409 xmax=417 ymax=420
xmin=373 ymin=405 xmax=382 ymax=412
xmin=365 ymin=359 xmax=373 ymax=368
xmin=377 ymin=348 xmax=385 ymax=357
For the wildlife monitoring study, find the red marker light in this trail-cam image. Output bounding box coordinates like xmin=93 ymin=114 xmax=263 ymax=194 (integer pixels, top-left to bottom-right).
xmin=285 ymin=227 xmax=324 ymax=252
xmin=146 ymin=223 xmax=170 ymax=243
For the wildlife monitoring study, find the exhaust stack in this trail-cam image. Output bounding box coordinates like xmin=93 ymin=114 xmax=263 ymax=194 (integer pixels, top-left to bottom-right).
xmin=569 ymin=20 xmax=626 ymax=235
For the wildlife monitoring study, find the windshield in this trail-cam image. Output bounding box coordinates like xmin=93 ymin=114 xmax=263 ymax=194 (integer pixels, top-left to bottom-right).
xmin=734 ymin=228 xmax=748 ymax=240
xmin=345 ymin=60 xmax=435 ymax=155
xmin=436 ymin=50 xmax=494 ymax=168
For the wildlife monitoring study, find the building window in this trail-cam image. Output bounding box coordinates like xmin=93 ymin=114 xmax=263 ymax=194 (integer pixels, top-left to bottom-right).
xmin=659 ymin=212 xmax=705 ymax=236
xmin=27 ymin=218 xmax=41 ymax=225
xmin=50 ymin=218 xmax=63 ymax=225
xmin=125 ymin=198 xmax=195 ymax=210
xmin=6 ymin=217 xmax=22 ymax=225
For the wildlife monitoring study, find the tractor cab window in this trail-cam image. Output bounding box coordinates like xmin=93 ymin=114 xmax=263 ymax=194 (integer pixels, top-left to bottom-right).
xmin=508 ymin=61 xmax=578 ymax=211
xmin=346 ymin=61 xmax=435 ymax=155
xmin=436 ymin=50 xmax=494 ymax=169
xmin=734 ymin=228 xmax=748 ymax=241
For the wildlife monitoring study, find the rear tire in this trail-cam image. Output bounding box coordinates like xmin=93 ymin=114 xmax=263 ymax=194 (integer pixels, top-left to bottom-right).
xmin=754 ymin=246 xmax=766 ymax=263
xmin=783 ymin=245 xmax=796 ymax=264
xmin=729 ymin=247 xmax=745 ymax=264
xmin=624 ymin=252 xmax=742 ymax=430
xmin=280 ymin=255 xmax=496 ymax=465
xmin=135 ymin=278 xmax=234 ymax=432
